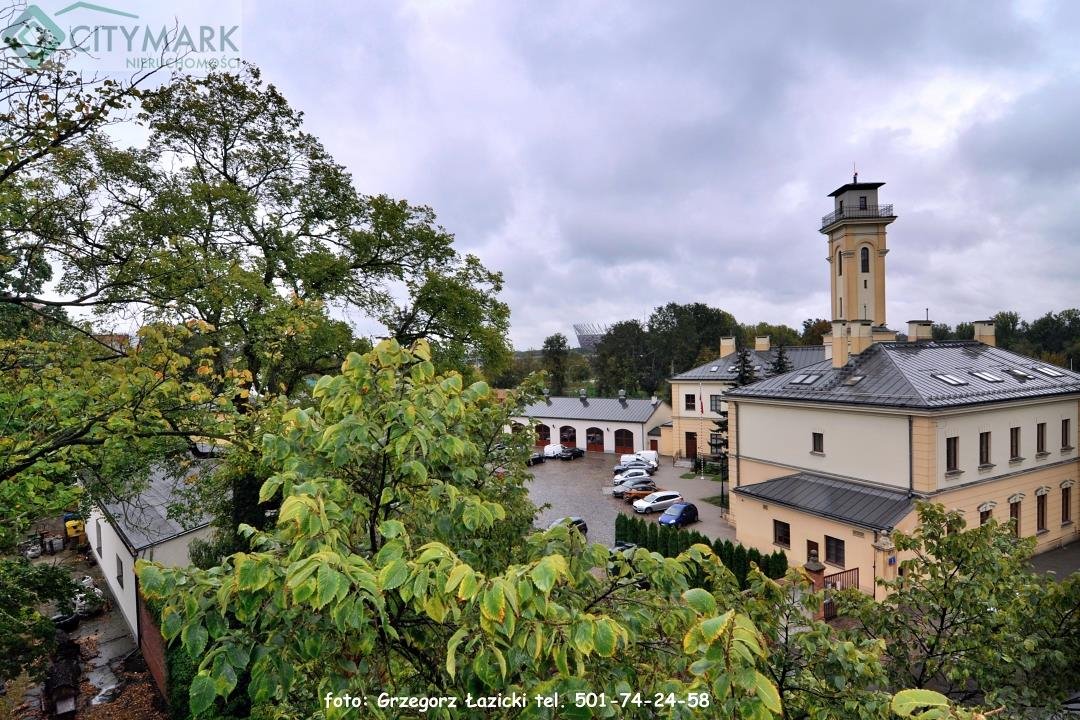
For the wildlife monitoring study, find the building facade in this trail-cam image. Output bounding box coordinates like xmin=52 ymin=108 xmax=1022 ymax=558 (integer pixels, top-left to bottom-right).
xmin=725 ymin=179 xmax=1080 ymax=595
xmin=514 ymin=393 xmax=672 ymax=455
xmin=664 ymin=336 xmax=825 ymax=460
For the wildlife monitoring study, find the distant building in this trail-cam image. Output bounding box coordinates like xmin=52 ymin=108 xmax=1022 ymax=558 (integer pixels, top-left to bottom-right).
xmin=513 ymin=391 xmax=671 ymax=454
xmin=87 ymin=464 xmax=213 ymax=691
xmin=725 ymin=179 xmax=1079 ymax=594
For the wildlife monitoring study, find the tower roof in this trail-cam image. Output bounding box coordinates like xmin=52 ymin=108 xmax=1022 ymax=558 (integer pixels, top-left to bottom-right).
xmin=828 ymin=181 xmax=885 ymax=197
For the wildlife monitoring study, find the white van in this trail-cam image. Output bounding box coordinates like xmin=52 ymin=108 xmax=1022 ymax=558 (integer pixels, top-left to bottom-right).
xmin=635 ymin=450 xmax=659 ymax=466
xmin=543 ymin=443 xmax=565 ymax=458
xmin=620 ymin=451 xmax=658 ymax=467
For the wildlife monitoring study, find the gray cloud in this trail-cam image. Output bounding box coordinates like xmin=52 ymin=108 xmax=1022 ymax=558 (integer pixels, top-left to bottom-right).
xmin=244 ymin=0 xmax=1080 ymax=347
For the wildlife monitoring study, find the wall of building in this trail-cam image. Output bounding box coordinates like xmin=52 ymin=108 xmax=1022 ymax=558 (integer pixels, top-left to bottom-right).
xmin=736 ymin=402 xmax=910 ymax=488
xmin=732 ymin=494 xmax=886 ymax=595
xmin=933 ymin=460 xmax=1079 ymax=552
xmin=88 ymin=509 xmax=139 ymax=639
xmin=88 ymin=509 xmax=213 ymax=642
xmin=514 ymin=406 xmax=671 ymax=454
xmin=931 ymin=399 xmax=1078 ymax=492
xmin=669 ymin=380 xmax=732 ymax=458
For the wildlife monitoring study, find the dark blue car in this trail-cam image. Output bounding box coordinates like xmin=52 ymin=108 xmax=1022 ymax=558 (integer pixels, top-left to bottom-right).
xmin=658 ymin=502 xmax=699 ymax=527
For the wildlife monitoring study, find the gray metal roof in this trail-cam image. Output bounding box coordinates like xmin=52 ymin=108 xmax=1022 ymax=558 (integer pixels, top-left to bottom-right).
xmin=672 ymin=346 xmax=827 ymax=382
xmin=100 ymin=464 xmax=213 ymax=552
xmin=725 ymin=341 xmax=1080 ymax=409
xmin=520 ymin=396 xmax=668 ymax=423
xmin=733 ymin=472 xmax=915 ymax=531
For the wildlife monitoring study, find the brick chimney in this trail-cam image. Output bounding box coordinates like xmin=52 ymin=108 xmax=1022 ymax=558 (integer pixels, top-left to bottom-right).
xmin=719 ymin=336 xmax=737 ymax=358
xmin=850 ymin=319 xmax=873 ymax=355
xmin=831 ymin=320 xmax=849 ymax=368
xmin=754 ymin=336 xmax=771 ymax=352
xmin=907 ymin=320 xmax=933 ymax=342
xmin=973 ymin=320 xmax=996 ymax=347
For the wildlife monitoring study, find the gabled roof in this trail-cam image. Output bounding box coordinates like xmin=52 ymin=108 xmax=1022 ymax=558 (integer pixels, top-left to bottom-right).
xmin=733 ymin=472 xmax=915 ymax=531
xmin=519 ymin=396 xmax=668 ymax=423
xmin=672 ymin=346 xmax=826 ymax=382
xmin=725 ymin=341 xmax=1080 ymax=410
xmin=99 ymin=464 xmax=213 ymax=553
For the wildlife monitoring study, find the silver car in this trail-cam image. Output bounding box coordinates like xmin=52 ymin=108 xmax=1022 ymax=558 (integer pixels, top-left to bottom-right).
xmin=633 ymin=490 xmax=684 ymax=514
xmin=612 ymin=468 xmax=652 ymax=485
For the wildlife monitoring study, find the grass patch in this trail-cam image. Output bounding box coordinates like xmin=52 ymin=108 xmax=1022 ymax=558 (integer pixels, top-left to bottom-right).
xmin=681 ymin=471 xmax=722 ymax=481
xmin=702 ymin=494 xmax=729 ymax=509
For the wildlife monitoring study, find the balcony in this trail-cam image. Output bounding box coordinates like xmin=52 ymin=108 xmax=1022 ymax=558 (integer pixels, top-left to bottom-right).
xmin=820 ymin=204 xmax=894 ymax=230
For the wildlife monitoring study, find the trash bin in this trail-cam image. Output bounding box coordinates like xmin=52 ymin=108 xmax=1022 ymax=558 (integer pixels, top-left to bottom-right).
xmin=46 ymin=536 xmax=64 ymax=554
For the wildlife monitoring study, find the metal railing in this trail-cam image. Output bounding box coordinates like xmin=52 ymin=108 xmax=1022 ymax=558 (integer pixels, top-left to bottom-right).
xmin=820 ymin=204 xmax=894 ymax=229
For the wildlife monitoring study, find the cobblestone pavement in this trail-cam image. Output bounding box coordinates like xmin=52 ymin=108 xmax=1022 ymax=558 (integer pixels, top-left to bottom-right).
xmin=526 ymin=452 xmax=737 ymax=548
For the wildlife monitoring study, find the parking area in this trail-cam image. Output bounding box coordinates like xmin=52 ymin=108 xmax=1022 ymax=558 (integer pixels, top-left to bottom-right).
xmin=527 ymin=453 xmax=736 ymax=548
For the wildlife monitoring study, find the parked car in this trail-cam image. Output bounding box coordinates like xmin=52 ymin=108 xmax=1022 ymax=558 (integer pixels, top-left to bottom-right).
xmin=558 ymin=447 xmax=585 ymax=460
xmin=620 ymin=453 xmax=658 ymax=468
xmin=612 ymin=479 xmax=656 ymax=498
xmin=633 ymin=491 xmax=684 ymax=514
xmin=658 ymin=502 xmax=699 ymax=527
xmin=612 ymin=461 xmax=656 ymax=475
xmin=547 ymin=516 xmax=588 ymax=536
xmin=622 ymin=485 xmax=666 ymax=503
xmin=542 ymin=443 xmax=565 ymax=458
xmin=612 ymin=468 xmax=652 ymax=485
xmin=526 ymin=452 xmax=545 ymax=466
xmin=23 ymin=542 xmax=42 ymax=560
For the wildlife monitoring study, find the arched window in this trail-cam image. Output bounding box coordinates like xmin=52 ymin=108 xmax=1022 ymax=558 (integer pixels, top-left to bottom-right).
xmin=536 ymin=425 xmax=550 ymax=446
xmin=837 ymin=250 xmax=842 ymax=276
xmin=860 ymin=246 xmax=870 ymax=273
xmin=559 ymin=426 xmax=577 ymax=447
xmin=585 ymin=427 xmax=604 ymax=453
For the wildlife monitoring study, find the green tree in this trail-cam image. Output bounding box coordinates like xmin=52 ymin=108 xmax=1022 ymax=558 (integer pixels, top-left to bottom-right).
xmin=732 ymin=346 xmax=759 ymax=387
xmin=841 ymin=503 xmax=1080 ymax=715
xmin=137 ymin=340 xmax=798 ymax=718
xmin=0 ymin=559 xmax=76 ymax=682
xmin=541 ymin=332 xmax=570 ymax=395
xmin=647 ymin=302 xmax=739 ymax=377
xmin=769 ymin=344 xmax=793 ymax=375
xmin=800 ymin=318 xmax=831 ymax=346
xmin=593 ymin=320 xmax=657 ymax=395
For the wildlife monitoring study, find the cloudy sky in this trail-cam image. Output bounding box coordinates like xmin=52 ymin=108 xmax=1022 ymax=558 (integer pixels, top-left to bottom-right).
xmin=239 ymin=0 xmax=1079 ymax=349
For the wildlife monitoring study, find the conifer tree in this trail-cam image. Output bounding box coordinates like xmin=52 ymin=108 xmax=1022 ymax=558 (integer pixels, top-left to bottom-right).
xmin=770 ymin=344 xmax=793 ymax=375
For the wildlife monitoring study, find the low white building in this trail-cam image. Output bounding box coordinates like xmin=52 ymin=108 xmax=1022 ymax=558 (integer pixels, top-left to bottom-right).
xmin=88 ymin=465 xmax=213 ymax=642
xmin=512 ymin=392 xmax=672 ymax=455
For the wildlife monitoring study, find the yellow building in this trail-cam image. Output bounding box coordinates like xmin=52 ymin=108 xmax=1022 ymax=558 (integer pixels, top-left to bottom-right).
xmin=726 ymin=179 xmax=1080 ymax=595
xmin=662 ymin=336 xmax=825 ymax=460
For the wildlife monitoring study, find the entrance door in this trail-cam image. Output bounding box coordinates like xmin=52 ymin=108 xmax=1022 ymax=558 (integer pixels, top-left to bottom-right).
xmin=614 ymin=429 xmax=634 ymax=455
xmin=649 ymin=439 xmax=658 ymax=451
xmin=685 ymin=432 xmax=697 ymax=460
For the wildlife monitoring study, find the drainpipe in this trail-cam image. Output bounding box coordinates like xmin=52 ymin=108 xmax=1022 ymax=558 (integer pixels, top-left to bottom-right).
xmin=872 ymin=532 xmax=878 ymax=601
xmin=908 ymin=416 xmax=914 ymax=496
xmin=734 ymin=401 xmax=741 ymax=487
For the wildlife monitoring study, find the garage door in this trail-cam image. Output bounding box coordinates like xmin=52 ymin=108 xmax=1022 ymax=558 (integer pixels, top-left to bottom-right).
xmin=614 ymin=429 xmax=634 ymax=455
xmin=585 ymin=427 xmax=604 ymax=453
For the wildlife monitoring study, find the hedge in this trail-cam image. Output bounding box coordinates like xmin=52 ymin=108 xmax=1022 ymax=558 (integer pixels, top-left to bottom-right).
xmin=614 ymin=513 xmax=788 ymax=590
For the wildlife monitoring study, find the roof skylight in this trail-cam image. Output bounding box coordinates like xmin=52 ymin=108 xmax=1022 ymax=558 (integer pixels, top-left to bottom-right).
xmin=843 ymin=375 xmax=865 ymax=386
xmin=790 ymin=374 xmax=820 ymax=385
xmin=1033 ymin=365 xmax=1065 ymax=378
xmin=970 ymin=370 xmax=1004 ymax=383
xmin=1005 ymin=368 xmax=1036 ymax=380
xmin=933 ymin=373 xmax=968 ymax=386
xmin=709 ymin=366 xmax=719 ymax=372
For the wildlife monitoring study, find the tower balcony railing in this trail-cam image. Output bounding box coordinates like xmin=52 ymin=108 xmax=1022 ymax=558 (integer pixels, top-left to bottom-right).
xmin=820 ymin=204 xmax=894 ymax=229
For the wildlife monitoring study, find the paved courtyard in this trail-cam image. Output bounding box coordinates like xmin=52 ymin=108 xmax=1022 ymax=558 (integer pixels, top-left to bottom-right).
xmin=527 ymin=452 xmax=736 ymax=548
xmin=1029 ymin=540 xmax=1080 ymax=578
